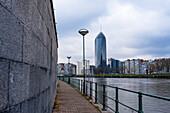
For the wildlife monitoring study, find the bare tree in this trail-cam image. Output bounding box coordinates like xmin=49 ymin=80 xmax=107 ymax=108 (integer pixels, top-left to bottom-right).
xmin=148 ymin=58 xmax=170 ymax=74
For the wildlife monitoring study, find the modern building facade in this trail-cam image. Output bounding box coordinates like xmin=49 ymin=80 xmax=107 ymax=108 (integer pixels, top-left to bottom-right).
xmin=125 ymin=59 xmax=131 ymax=74
xmin=77 ymin=60 xmax=90 ymax=75
xmin=124 ymin=59 xmax=149 ymax=74
xmin=77 ymin=61 xmax=82 ymax=75
xmin=119 ymin=61 xmax=125 ymax=74
xmin=125 ymin=59 xmax=140 ymax=74
xmin=108 ymin=58 xmax=117 ymax=72
xmin=108 ymin=58 xmax=125 ymax=73
xmin=140 ymin=59 xmax=149 ymax=74
xmin=95 ymin=32 xmax=107 ymax=68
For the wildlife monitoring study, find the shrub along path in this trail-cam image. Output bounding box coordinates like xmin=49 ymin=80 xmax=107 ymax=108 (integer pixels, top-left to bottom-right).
xmin=52 ymin=80 xmax=101 ymax=113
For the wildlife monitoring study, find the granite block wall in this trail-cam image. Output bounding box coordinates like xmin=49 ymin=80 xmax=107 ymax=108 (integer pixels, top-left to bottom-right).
xmin=0 ymin=0 xmax=58 ymax=112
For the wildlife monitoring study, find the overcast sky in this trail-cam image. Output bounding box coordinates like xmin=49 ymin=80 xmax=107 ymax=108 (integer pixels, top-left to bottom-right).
xmin=53 ymin=0 xmax=170 ymax=65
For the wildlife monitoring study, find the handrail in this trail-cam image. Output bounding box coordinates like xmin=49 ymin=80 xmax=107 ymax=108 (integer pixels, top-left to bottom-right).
xmin=142 ymin=92 xmax=170 ymax=101
xmin=118 ymin=87 xmax=139 ymax=94
xmin=87 ymin=80 xmax=170 ymax=101
xmin=58 ymin=76 xmax=170 ymax=113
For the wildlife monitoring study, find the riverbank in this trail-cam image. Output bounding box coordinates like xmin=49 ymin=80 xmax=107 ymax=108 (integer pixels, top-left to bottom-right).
xmin=65 ymin=74 xmax=170 ymax=78
xmin=78 ymin=75 xmax=170 ymax=78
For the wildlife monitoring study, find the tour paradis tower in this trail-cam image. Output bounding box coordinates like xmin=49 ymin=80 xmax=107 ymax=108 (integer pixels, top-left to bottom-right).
xmin=95 ymin=32 xmax=107 ymax=68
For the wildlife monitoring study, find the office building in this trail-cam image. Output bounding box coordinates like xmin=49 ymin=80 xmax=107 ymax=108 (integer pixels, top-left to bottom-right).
xmin=77 ymin=60 xmax=90 ymax=75
xmin=95 ymin=32 xmax=107 ymax=68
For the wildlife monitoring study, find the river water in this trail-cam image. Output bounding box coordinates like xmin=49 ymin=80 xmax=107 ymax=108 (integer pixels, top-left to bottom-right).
xmin=76 ymin=77 xmax=170 ymax=113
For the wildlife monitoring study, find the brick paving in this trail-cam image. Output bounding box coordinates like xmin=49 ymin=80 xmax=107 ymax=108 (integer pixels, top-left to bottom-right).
xmin=53 ymin=80 xmax=101 ymax=113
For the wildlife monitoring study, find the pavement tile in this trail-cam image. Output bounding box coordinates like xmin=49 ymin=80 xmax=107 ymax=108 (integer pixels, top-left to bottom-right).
xmin=52 ymin=80 xmax=101 ymax=113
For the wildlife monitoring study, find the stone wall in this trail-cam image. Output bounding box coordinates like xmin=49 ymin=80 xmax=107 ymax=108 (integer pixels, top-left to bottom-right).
xmin=0 ymin=0 xmax=58 ymax=113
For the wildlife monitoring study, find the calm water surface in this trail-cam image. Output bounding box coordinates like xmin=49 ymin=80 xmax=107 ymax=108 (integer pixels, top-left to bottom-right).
xmin=78 ymin=78 xmax=170 ymax=113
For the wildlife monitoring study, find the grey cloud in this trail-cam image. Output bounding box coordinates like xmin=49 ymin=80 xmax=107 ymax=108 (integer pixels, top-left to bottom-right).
xmin=54 ymin=0 xmax=108 ymax=37
xmin=54 ymin=0 xmax=170 ymax=64
xmin=126 ymin=35 xmax=170 ymax=49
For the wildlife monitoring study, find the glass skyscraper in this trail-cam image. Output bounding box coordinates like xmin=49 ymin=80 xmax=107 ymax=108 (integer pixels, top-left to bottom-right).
xmin=95 ymin=32 xmax=107 ymax=68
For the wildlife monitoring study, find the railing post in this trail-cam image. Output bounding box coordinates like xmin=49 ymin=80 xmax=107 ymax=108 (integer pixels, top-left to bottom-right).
xmin=90 ymin=82 xmax=92 ymax=99
xmin=138 ymin=91 xmax=143 ymax=113
xmin=70 ymin=78 xmax=72 ymax=85
xmin=74 ymin=79 xmax=76 ymax=87
xmin=95 ymin=83 xmax=98 ymax=104
xmin=86 ymin=81 xmax=88 ymax=96
xmin=102 ymin=85 xmax=106 ymax=111
xmin=81 ymin=80 xmax=83 ymax=93
xmin=75 ymin=79 xmax=77 ymax=89
xmin=76 ymin=79 xmax=78 ymax=89
xmin=68 ymin=77 xmax=70 ymax=84
xmin=73 ymin=79 xmax=75 ymax=87
xmin=115 ymin=87 xmax=119 ymax=113
xmin=74 ymin=79 xmax=76 ymax=88
xmin=78 ymin=79 xmax=80 ymax=91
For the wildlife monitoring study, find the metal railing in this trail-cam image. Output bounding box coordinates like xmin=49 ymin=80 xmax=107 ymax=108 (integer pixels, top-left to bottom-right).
xmin=58 ymin=76 xmax=170 ymax=113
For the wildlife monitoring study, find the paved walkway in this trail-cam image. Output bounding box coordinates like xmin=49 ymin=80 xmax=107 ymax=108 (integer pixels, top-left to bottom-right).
xmin=53 ymin=80 xmax=101 ymax=113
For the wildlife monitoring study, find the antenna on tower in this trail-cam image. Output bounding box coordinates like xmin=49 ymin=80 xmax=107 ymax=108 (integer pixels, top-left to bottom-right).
xmin=100 ymin=25 xmax=102 ymax=32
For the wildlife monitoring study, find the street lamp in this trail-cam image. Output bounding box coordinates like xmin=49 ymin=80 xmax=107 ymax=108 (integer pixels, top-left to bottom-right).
xmin=67 ymin=56 xmax=71 ymax=75
xmin=78 ymin=28 xmax=89 ymax=94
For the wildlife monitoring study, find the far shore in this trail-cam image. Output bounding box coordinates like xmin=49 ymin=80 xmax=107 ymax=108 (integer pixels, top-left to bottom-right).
xmin=59 ymin=74 xmax=170 ymax=78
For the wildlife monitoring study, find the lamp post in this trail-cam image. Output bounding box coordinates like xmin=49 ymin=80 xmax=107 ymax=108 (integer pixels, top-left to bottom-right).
xmin=78 ymin=29 xmax=89 ymax=94
xmin=67 ymin=56 xmax=71 ymax=75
